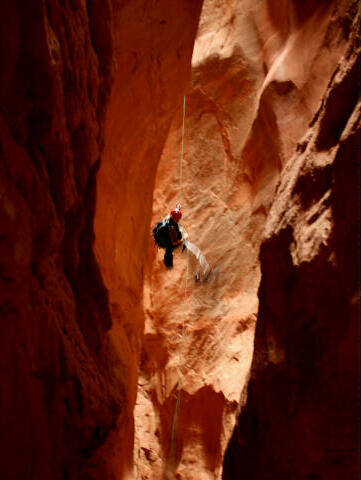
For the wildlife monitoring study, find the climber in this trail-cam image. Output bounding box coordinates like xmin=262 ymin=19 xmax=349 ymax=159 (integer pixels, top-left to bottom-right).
xmin=152 ymin=205 xmax=185 ymax=268
xmin=152 ymin=205 xmax=216 ymax=281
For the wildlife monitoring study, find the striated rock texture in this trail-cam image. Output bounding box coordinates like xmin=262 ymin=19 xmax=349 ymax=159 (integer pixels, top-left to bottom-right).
xmin=223 ymin=12 xmax=360 ymax=480
xmin=1 ymin=1 xmax=358 ymax=479
xmin=0 ymin=1 xmax=202 ymax=479
xmin=0 ymin=2 xmax=117 ymax=478
xmin=92 ymin=1 xmax=203 ymax=477
xmin=136 ymin=0 xmax=358 ymax=479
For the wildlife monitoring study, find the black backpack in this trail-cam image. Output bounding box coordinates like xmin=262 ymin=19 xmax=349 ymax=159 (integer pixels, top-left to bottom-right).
xmin=152 ymin=220 xmax=169 ymax=249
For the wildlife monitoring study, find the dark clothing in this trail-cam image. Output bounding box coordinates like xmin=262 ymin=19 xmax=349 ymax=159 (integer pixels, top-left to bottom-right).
xmin=163 ymin=218 xmax=182 ymax=268
xmin=167 ymin=218 xmax=182 ymax=244
xmin=164 ymin=249 xmax=174 ymax=268
xmin=152 ymin=217 xmax=183 ymax=268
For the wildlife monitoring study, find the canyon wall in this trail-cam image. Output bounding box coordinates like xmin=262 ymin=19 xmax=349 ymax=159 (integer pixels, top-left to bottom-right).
xmin=136 ymin=0 xmax=359 ymax=479
xmin=1 ymin=0 xmax=358 ymax=479
xmin=0 ymin=1 xmax=202 ymax=479
xmin=92 ymin=1 xmax=203 ymax=477
xmin=223 ymin=10 xmax=360 ymax=480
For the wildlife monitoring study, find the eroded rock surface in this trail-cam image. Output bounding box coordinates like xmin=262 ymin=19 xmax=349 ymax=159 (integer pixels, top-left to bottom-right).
xmin=136 ymin=1 xmax=358 ymax=479
xmin=1 ymin=0 xmax=358 ymax=479
xmin=92 ymin=1 xmax=203 ymax=477
xmin=0 ymin=2 xmax=116 ymax=478
xmin=0 ymin=1 xmax=202 ymax=479
xmin=223 ymin=12 xmax=360 ymax=480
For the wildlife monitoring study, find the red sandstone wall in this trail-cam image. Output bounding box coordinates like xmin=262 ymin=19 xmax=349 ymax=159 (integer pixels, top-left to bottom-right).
xmin=1 ymin=0 xmax=358 ymax=478
xmin=0 ymin=1 xmax=202 ymax=479
xmin=136 ymin=0 xmax=359 ymax=478
xmin=93 ymin=1 xmax=203 ymax=477
xmin=223 ymin=10 xmax=360 ymax=480
xmin=0 ymin=2 xmax=116 ymax=478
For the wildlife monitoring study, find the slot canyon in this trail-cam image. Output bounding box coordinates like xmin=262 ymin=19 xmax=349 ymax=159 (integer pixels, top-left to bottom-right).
xmin=0 ymin=0 xmax=359 ymax=479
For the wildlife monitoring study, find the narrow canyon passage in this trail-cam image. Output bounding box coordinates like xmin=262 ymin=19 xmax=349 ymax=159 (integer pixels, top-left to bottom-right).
xmin=0 ymin=1 xmax=359 ymax=480
xmin=135 ymin=1 xmax=360 ymax=479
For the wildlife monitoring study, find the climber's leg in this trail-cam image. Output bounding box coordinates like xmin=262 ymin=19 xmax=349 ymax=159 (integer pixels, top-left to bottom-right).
xmin=164 ymin=249 xmax=174 ymax=268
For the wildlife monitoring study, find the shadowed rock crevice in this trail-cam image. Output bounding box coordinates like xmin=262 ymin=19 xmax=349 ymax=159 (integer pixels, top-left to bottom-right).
xmin=222 ymin=16 xmax=360 ymax=479
xmin=160 ymin=387 xmax=228 ymax=478
xmin=316 ymin=48 xmax=360 ymax=151
xmin=0 ymin=1 xmax=203 ymax=478
xmin=69 ymin=159 xmax=113 ymax=353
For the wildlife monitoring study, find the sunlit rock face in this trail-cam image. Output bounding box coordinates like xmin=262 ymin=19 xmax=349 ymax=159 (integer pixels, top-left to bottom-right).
xmin=93 ymin=1 xmax=203 ymax=477
xmin=135 ymin=0 xmax=357 ymax=478
xmin=1 ymin=0 xmax=358 ymax=478
xmin=0 ymin=1 xmax=202 ymax=479
xmin=223 ymin=11 xmax=360 ymax=480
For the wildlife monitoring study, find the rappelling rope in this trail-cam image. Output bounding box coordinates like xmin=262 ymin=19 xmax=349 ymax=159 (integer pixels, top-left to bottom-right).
xmin=169 ymin=246 xmax=189 ymax=465
xmin=178 ymin=95 xmax=186 ymax=205
xmin=168 ymin=95 xmax=188 ymax=468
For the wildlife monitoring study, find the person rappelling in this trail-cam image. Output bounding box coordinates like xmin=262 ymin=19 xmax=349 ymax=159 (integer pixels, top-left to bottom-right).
xmin=152 ymin=98 xmax=217 ymax=281
xmin=152 ymin=204 xmax=186 ymax=268
xmin=152 ymin=204 xmax=216 ymax=281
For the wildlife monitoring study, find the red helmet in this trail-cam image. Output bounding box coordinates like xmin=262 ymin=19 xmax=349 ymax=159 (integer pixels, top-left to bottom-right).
xmin=170 ymin=208 xmax=182 ymax=222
